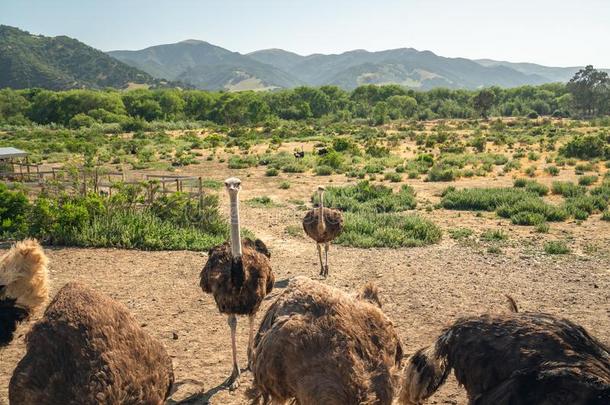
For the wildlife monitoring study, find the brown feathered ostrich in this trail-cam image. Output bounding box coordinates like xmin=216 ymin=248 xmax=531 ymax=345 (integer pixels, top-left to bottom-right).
xmin=9 ymin=282 xmax=174 ymax=405
xmin=200 ymin=177 xmax=275 ymax=390
xmin=0 ymin=239 xmax=49 ymax=347
xmin=250 ymin=276 xmax=403 ymax=405
xmin=400 ymin=300 xmax=610 ymax=405
xmin=303 ymin=186 xmax=344 ymax=277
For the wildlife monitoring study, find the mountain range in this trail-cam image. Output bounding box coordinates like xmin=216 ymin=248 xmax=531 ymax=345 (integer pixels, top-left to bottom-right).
xmin=1 ymin=25 xmax=607 ymax=92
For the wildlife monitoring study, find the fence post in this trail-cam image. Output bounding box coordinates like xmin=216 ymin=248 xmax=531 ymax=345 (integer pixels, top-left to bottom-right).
xmin=198 ymin=177 xmax=204 ymax=210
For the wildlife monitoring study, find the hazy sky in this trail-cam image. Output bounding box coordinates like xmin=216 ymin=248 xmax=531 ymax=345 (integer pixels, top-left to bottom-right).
xmin=1 ymin=0 xmax=608 ymax=67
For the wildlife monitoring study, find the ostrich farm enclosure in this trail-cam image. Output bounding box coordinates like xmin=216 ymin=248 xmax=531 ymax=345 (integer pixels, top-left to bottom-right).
xmin=1 ymin=118 xmax=610 ymax=404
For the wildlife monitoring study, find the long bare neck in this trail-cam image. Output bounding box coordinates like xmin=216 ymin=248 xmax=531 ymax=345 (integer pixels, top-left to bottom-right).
xmin=229 ymin=192 xmax=242 ymax=258
xmin=317 ymin=191 xmax=326 ymax=232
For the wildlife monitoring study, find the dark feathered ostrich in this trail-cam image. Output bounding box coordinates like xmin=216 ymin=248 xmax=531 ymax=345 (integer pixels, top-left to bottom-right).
xmin=400 ymin=302 xmax=610 ymax=405
xmin=294 ymin=146 xmax=305 ymax=159
xmin=303 ymin=186 xmax=344 ymax=277
xmin=250 ymin=276 xmax=403 ymax=405
xmin=9 ymin=282 xmax=174 ymax=405
xmin=200 ymin=177 xmax=275 ymax=390
xmin=0 ymin=239 xmax=49 ymax=347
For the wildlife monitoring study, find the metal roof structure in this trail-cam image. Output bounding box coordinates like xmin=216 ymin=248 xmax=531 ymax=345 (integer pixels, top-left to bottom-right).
xmin=0 ymin=147 xmax=28 ymax=159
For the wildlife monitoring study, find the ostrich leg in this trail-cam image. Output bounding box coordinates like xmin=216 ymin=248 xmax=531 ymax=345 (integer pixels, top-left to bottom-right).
xmin=324 ymin=242 xmax=330 ymax=277
xmin=317 ymin=243 xmax=325 ymax=277
xmin=224 ymin=314 xmax=240 ymax=390
xmin=247 ymin=314 xmax=255 ymax=370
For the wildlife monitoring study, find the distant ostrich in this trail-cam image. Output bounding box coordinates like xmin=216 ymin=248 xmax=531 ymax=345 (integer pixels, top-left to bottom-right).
xmin=303 ymin=186 xmax=344 ymax=277
xmin=250 ymin=276 xmax=403 ymax=405
xmin=0 ymin=239 xmax=49 ymax=347
xmin=400 ymin=301 xmax=610 ymax=405
xmin=200 ymin=177 xmax=275 ymax=390
xmin=294 ymin=147 xmax=305 ymax=159
xmin=9 ymin=282 xmax=174 ymax=405
xmin=317 ymin=147 xmax=329 ymax=156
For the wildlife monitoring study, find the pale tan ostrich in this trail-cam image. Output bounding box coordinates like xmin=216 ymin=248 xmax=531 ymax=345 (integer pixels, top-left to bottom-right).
xmin=250 ymin=276 xmax=403 ymax=405
xmin=9 ymin=281 xmax=174 ymax=405
xmin=0 ymin=239 xmax=49 ymax=347
xmin=400 ymin=301 xmax=610 ymax=405
xmin=302 ymin=186 xmax=344 ymax=277
xmin=200 ymin=177 xmax=275 ymax=390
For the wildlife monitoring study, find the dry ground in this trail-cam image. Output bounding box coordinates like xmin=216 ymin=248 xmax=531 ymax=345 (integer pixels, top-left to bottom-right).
xmin=2 ymin=137 xmax=610 ymax=404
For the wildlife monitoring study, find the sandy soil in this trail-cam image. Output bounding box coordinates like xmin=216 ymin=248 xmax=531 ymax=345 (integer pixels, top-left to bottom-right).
xmin=2 ymin=133 xmax=610 ymax=404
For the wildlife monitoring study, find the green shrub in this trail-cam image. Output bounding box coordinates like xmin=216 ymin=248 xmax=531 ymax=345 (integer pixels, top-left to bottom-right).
xmin=426 ymin=165 xmax=457 ymax=182
xmin=480 ymin=229 xmax=509 ymax=241
xmin=317 ymin=181 xmax=417 ymax=213
xmin=228 ymin=155 xmax=258 ymax=169
xmin=0 ymin=183 xmax=29 ymax=236
xmin=560 ymin=134 xmax=609 ymax=159
xmin=535 ymin=222 xmax=550 ymax=233
xmin=246 ymin=196 xmax=275 ymax=207
xmin=601 ymin=210 xmax=610 ymax=221
xmin=578 ymin=175 xmax=598 ymax=186
xmin=384 ymin=172 xmax=402 ymax=182
xmin=545 ymin=165 xmax=560 ymax=176
xmin=336 ymin=212 xmax=441 ymax=248
xmin=279 ymin=181 xmax=290 ymax=189
xmin=282 ymin=163 xmax=306 ymax=173
xmin=544 ymin=241 xmax=570 ymax=255
xmin=265 ymin=167 xmax=279 ymax=176
xmin=448 ymin=227 xmax=474 ymax=240
xmin=551 ymin=181 xmax=585 ymax=197
xmin=315 ymin=165 xmax=333 ymax=176
xmin=513 ymin=179 xmax=549 ymax=196
xmin=510 ymin=211 xmax=546 ymax=225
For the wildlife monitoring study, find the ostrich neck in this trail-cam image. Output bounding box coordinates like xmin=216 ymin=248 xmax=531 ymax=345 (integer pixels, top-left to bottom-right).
xmin=317 ymin=192 xmax=326 ymax=233
xmin=229 ymin=192 xmax=242 ymax=258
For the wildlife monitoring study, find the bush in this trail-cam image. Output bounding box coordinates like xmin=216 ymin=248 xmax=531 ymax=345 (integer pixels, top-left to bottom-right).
xmin=265 ymin=167 xmax=279 ymax=176
xmin=560 ymin=134 xmax=609 ymax=160
xmin=448 ymin=227 xmax=474 ymax=240
xmin=480 ymin=229 xmax=508 ymax=241
xmin=551 ymin=181 xmax=585 ymax=197
xmin=246 ymin=196 xmax=275 ymax=207
xmin=426 ymin=165 xmax=457 ymax=182
xmin=513 ymin=179 xmax=549 ymax=196
xmin=545 ymin=165 xmax=560 ymax=176
xmin=544 ymin=241 xmax=570 ymax=255
xmin=318 ymin=181 xmax=417 ymax=213
xmin=228 ymin=155 xmax=258 ymax=169
xmin=315 ymin=165 xmax=333 ymax=176
xmin=578 ymin=175 xmax=598 ymax=186
xmin=602 ymin=210 xmax=610 ymax=221
xmin=0 ymin=183 xmax=29 ymax=236
xmin=336 ymin=212 xmax=441 ymax=248
xmin=384 ymin=172 xmax=402 ymax=182
xmin=279 ymin=181 xmax=290 ymax=189
xmin=510 ymin=211 xmax=546 ymax=225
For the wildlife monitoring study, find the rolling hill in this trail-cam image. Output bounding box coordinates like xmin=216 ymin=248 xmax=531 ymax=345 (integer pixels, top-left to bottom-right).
xmin=108 ymin=40 xmax=302 ymax=91
xmin=112 ymin=40 xmax=604 ymax=91
xmin=0 ymin=25 xmax=164 ymax=90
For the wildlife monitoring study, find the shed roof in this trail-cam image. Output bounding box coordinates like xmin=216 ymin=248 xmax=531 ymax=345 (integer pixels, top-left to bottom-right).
xmin=0 ymin=147 xmax=28 ymax=159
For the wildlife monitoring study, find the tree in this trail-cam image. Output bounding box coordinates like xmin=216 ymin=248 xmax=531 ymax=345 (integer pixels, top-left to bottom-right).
xmin=567 ymin=65 xmax=610 ymax=117
xmin=473 ymin=89 xmax=496 ymax=119
xmin=387 ymin=95 xmax=418 ymax=119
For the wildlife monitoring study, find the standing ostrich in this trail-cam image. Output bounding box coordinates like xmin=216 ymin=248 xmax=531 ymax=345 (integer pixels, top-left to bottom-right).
xmin=250 ymin=276 xmax=403 ymax=405
xmin=9 ymin=282 xmax=174 ymax=405
xmin=200 ymin=177 xmax=275 ymax=390
xmin=0 ymin=239 xmax=49 ymax=347
xmin=400 ymin=302 xmax=610 ymax=405
xmin=303 ymin=186 xmax=344 ymax=277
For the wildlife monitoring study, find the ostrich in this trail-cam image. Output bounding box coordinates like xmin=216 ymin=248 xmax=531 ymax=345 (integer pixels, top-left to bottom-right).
xmin=400 ymin=301 xmax=610 ymax=405
xmin=303 ymin=185 xmax=344 ymax=277
xmin=294 ymin=147 xmax=305 ymax=159
xmin=9 ymin=282 xmax=174 ymax=405
xmin=0 ymin=239 xmax=49 ymax=347
xmin=250 ymin=276 xmax=403 ymax=405
xmin=200 ymin=177 xmax=275 ymax=390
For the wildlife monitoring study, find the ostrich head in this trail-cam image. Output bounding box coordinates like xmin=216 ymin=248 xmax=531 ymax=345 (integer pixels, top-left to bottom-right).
xmin=225 ymin=177 xmax=242 ymax=195
xmin=317 ymin=185 xmax=325 ymax=205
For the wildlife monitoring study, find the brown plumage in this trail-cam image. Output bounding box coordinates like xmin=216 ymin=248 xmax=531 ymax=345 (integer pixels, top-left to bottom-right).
xmin=0 ymin=239 xmax=49 ymax=346
xmin=9 ymin=282 xmax=174 ymax=405
xmin=251 ymin=276 xmax=403 ymax=405
xmin=200 ymin=238 xmax=274 ymax=316
xmin=303 ymin=186 xmax=344 ymax=277
xmin=200 ymin=177 xmax=275 ymax=390
xmin=400 ymin=309 xmax=610 ymax=405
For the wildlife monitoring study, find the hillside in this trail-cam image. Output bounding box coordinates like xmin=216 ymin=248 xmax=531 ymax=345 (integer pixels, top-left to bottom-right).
xmin=108 ymin=40 xmax=302 ymax=91
xmin=112 ymin=41 xmax=590 ymax=91
xmin=0 ymin=25 xmax=161 ymax=90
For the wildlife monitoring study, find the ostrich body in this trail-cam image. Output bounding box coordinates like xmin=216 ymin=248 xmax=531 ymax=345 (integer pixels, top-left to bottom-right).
xmin=251 ymin=276 xmax=403 ymax=405
xmin=200 ymin=177 xmax=274 ymax=390
xmin=303 ymin=186 xmax=344 ymax=277
xmin=0 ymin=239 xmax=49 ymax=347
xmin=9 ymin=282 xmax=174 ymax=405
xmin=400 ymin=310 xmax=610 ymax=405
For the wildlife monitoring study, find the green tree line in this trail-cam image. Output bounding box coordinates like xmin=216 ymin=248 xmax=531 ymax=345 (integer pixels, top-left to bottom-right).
xmin=0 ymin=67 xmax=607 ymax=127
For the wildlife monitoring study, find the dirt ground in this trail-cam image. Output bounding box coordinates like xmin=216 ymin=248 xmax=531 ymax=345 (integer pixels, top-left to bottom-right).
xmin=2 ymin=139 xmax=610 ymax=404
